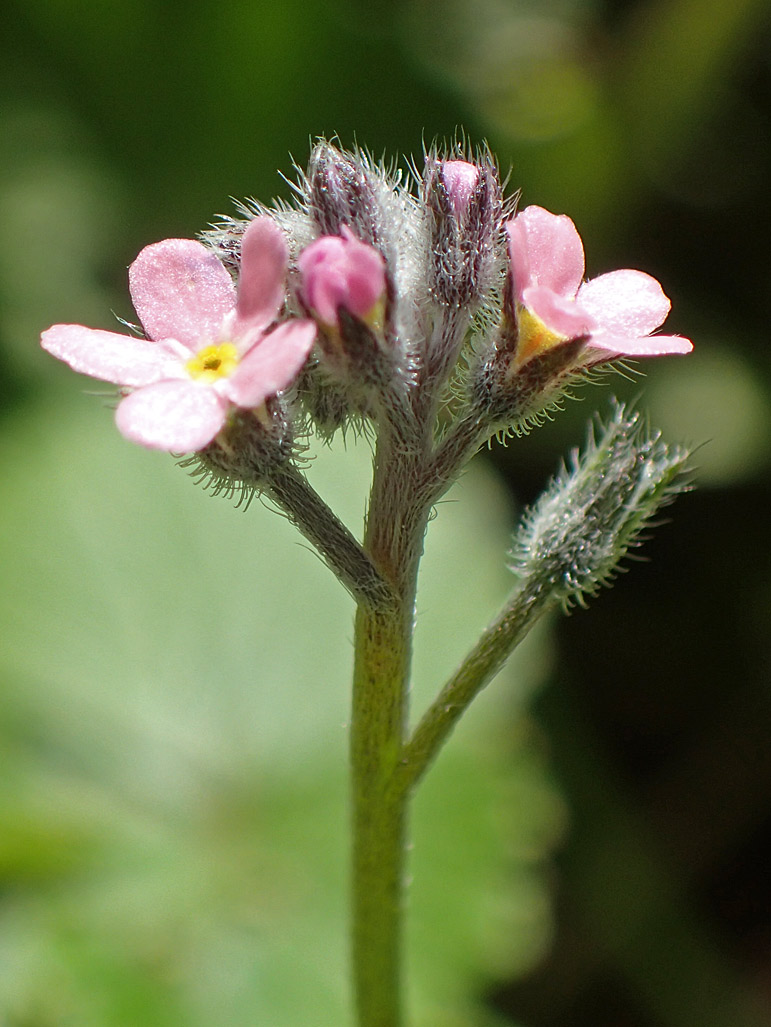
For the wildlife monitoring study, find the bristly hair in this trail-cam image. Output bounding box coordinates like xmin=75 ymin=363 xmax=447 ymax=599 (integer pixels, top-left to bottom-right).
xmin=507 ymin=399 xmax=692 ymax=610
xmin=177 ymin=453 xmax=259 ymax=510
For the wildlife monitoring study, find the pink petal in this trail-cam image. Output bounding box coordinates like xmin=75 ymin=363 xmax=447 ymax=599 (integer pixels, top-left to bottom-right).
xmin=129 ymin=239 xmax=236 ymax=349
xmin=522 ymin=285 xmax=595 ymax=340
xmin=440 ymin=160 xmax=479 ymax=215
xmin=41 ymin=324 xmax=185 ymax=386
xmin=115 ymin=379 xmax=228 ymax=451
xmin=587 ymin=333 xmax=694 ymax=358
xmin=234 ymin=216 xmax=289 ymax=334
xmin=507 ymin=206 xmax=585 ymax=302
xmin=224 ymin=321 xmax=316 ymax=407
xmin=298 ymin=237 xmax=347 ymax=324
xmin=298 ymin=230 xmax=385 ymax=326
xmin=577 ymin=269 xmax=671 ymax=337
xmin=338 ymin=227 xmax=387 ymax=315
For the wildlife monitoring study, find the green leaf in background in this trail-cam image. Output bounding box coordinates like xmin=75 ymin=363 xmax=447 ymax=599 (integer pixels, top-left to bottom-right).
xmin=0 ymin=396 xmax=564 ymax=1026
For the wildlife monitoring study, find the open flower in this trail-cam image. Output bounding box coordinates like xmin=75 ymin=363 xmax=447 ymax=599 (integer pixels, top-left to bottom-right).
xmin=41 ymin=217 xmax=316 ymax=452
xmin=298 ymin=226 xmax=386 ymax=328
xmin=506 ymin=205 xmax=692 ymax=368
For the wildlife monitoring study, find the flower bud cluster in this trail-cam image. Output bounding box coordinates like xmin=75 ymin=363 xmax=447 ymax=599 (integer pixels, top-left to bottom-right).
xmin=508 ymin=401 xmax=691 ymax=609
xmin=40 ymin=139 xmax=692 ymax=494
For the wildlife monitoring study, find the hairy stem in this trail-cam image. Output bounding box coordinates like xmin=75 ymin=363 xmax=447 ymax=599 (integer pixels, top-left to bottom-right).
xmin=267 ymin=464 xmax=394 ymax=607
xmin=350 ymin=424 xmax=431 ymax=1027
xmin=397 ymin=584 xmax=552 ymax=796
xmin=351 ymin=598 xmax=411 ymax=1027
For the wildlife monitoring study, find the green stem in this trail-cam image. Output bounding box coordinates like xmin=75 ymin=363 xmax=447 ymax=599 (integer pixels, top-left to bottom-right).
xmin=350 ymin=428 xmax=431 ymax=1027
xmin=266 ymin=464 xmax=394 ymax=608
xmin=350 ymin=599 xmax=411 ymax=1027
xmin=397 ymin=585 xmax=552 ymax=796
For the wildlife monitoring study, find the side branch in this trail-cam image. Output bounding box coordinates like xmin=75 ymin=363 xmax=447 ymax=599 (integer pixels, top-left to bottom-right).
xmin=267 ymin=464 xmax=394 ymax=607
xmin=426 ymin=410 xmax=488 ymax=499
xmin=396 ymin=584 xmax=552 ymax=796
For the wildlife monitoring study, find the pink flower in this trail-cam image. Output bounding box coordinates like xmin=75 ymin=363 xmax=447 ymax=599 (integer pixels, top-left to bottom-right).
xmin=41 ymin=217 xmax=316 ymax=452
xmin=298 ymin=227 xmax=386 ymax=327
xmin=506 ymin=205 xmax=693 ymax=367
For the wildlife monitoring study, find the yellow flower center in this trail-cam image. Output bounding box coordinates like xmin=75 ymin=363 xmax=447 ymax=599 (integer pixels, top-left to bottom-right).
xmin=514 ymin=305 xmax=567 ymax=369
xmin=363 ymin=296 xmax=386 ymax=334
xmin=186 ymin=343 xmax=239 ymax=383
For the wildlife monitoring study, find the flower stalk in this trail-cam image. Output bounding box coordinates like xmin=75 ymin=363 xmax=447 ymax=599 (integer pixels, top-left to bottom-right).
xmin=266 ymin=463 xmax=394 ymax=607
xmin=401 ymin=401 xmax=691 ymax=797
xmin=350 ymin=417 xmax=435 ymax=1026
xmin=398 ymin=588 xmax=550 ymax=798
xmin=350 ymin=593 xmax=411 ymax=1027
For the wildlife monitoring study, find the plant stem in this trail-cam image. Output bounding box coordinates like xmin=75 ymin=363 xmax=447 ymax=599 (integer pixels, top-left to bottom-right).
xmin=266 ymin=464 xmax=394 ymax=607
xmin=350 ymin=598 xmax=410 ymax=1027
xmin=350 ymin=427 xmax=430 ymax=1027
xmin=398 ymin=585 xmax=552 ymax=796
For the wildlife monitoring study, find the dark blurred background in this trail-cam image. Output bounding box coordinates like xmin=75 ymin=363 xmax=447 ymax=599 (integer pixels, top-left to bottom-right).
xmin=2 ymin=0 xmax=771 ymax=1024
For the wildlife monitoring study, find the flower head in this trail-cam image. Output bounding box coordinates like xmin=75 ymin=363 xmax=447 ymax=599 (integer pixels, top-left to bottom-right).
xmin=298 ymin=227 xmax=386 ymax=328
xmin=41 ymin=217 xmax=316 ymax=452
xmin=506 ymin=205 xmax=692 ymax=368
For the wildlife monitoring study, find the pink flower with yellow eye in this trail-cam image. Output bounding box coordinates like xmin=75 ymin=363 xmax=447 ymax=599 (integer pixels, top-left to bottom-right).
xmin=41 ymin=217 xmax=316 ymax=452
xmin=506 ymin=205 xmax=692 ymax=368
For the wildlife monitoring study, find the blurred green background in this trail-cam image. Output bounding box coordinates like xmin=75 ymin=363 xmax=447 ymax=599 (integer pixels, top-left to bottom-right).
xmin=2 ymin=0 xmax=771 ymax=1024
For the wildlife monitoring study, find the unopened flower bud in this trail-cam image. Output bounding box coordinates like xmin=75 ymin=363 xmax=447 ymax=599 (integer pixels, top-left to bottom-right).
xmin=299 ymin=227 xmax=386 ymax=329
xmin=508 ymin=401 xmax=691 ymax=609
xmin=423 ymin=155 xmax=502 ymax=308
xmin=440 ymin=160 xmax=480 ymax=217
xmin=297 ymin=228 xmax=398 ymax=403
xmin=307 ymin=141 xmax=380 ymax=245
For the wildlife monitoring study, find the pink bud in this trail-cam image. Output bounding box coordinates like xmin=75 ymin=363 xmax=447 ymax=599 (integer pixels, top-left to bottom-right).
xmin=440 ymin=160 xmax=480 ymax=216
xmin=437 ymin=160 xmax=480 ymax=216
xmin=299 ymin=227 xmax=386 ymax=327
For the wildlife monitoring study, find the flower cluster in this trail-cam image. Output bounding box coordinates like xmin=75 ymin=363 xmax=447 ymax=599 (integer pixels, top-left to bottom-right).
xmin=37 ymin=143 xmax=694 ymax=1027
xmin=42 ymin=143 xmax=691 ymax=472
